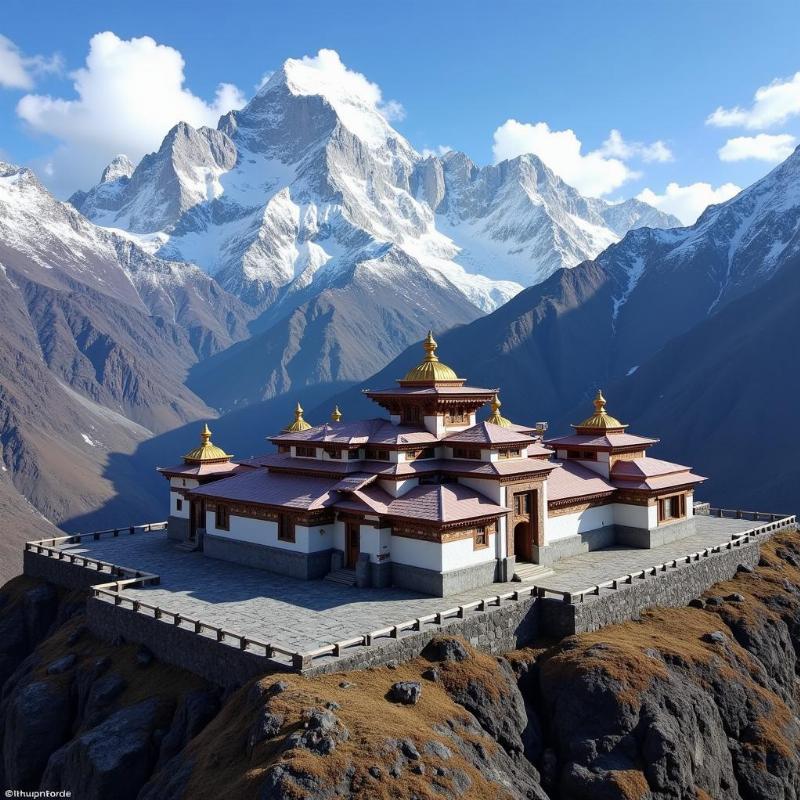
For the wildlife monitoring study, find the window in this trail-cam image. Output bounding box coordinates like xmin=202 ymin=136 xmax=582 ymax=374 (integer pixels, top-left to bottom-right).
xmin=277 ymin=514 xmax=295 ymax=542
xmin=365 ymin=447 xmax=390 ymax=461
xmin=474 ymin=525 xmax=489 ymax=549
xmin=408 ymin=447 xmax=436 ymax=460
xmin=566 ymin=449 xmax=595 ymax=460
xmin=453 ymin=447 xmax=481 ymax=460
xmin=499 ymin=448 xmax=521 ymax=460
xmin=348 ymin=449 xmax=361 ymax=460
xmin=401 ymin=406 xmax=421 ymax=423
xmin=277 ymin=445 xmax=290 ymax=453
xmin=446 ymin=407 xmax=468 ymax=424
xmin=295 ymin=446 xmax=316 ymax=458
xmin=658 ymin=494 xmax=686 ymax=523
xmin=175 ymin=498 xmax=183 ymax=512
xmin=514 ymin=493 xmax=531 ymax=515
xmin=215 ymin=505 xmax=230 ymax=531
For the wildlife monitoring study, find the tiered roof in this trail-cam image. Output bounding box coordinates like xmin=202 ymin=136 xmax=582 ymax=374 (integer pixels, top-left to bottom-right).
xmin=611 ymin=457 xmax=705 ymax=491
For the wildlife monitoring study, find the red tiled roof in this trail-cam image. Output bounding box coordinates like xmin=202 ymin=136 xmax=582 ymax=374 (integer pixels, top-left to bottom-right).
xmin=157 ymin=462 xmax=247 ymax=478
xmin=545 ymin=432 xmax=659 ymax=449
xmin=611 ymin=457 xmax=706 ymax=491
xmin=444 ymin=421 xmax=534 ymax=445
xmin=547 ymin=460 xmax=616 ymax=502
xmin=334 ymin=483 xmax=508 ymax=524
xmin=330 ymin=473 xmax=378 ymax=493
xmin=270 ymin=419 xmax=437 ymax=446
xmin=189 ymin=469 xmax=338 ymax=511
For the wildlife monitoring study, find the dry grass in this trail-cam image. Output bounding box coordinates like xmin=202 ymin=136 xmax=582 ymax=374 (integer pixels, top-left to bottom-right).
xmin=181 ymin=652 xmax=518 ymax=800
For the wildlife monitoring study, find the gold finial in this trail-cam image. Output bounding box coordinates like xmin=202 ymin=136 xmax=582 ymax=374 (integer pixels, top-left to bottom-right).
xmin=284 ymin=401 xmax=312 ymax=433
xmin=422 ymin=330 xmax=439 ymax=363
xmin=487 ymin=393 xmax=512 ymax=427
xmin=183 ymin=422 xmax=232 ymax=463
xmin=331 ymin=405 xmax=342 ymax=422
xmin=400 ymin=330 xmax=461 ymax=384
xmin=573 ymin=388 xmax=627 ymax=432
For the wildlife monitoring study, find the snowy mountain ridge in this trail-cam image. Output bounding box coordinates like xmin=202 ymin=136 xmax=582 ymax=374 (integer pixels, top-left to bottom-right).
xmin=71 ymin=52 xmax=678 ymax=313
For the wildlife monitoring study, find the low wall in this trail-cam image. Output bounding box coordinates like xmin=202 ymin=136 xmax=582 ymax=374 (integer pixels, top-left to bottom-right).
xmin=541 ymin=534 xmax=762 ymax=637
xmin=87 ymin=597 xmax=277 ymax=687
xmin=23 ymin=549 xmax=118 ymax=591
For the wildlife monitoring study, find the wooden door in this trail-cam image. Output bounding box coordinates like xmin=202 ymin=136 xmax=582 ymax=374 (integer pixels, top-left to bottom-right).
xmin=346 ymin=522 xmax=360 ymax=568
xmin=514 ymin=521 xmax=532 ymax=562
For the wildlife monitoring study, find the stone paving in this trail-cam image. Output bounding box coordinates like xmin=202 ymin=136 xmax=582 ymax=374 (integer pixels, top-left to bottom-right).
xmin=59 ymin=516 xmax=761 ymax=654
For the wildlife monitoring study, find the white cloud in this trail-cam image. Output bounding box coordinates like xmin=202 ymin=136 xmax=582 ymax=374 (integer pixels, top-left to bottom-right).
xmin=599 ymin=129 xmax=673 ymax=163
xmin=492 ymin=120 xmax=654 ymax=197
xmin=718 ymin=133 xmax=797 ymax=163
xmin=0 ymin=33 xmax=61 ymax=90
xmin=707 ymin=72 xmax=800 ymax=130
xmin=636 ymin=182 xmax=741 ymax=225
xmin=16 ymin=32 xmax=246 ymax=195
xmin=283 ymin=49 xmax=405 ymax=124
xmin=420 ymin=144 xmax=453 ymax=159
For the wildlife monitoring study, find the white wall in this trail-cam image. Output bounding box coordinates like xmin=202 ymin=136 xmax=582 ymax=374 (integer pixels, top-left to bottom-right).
xmin=379 ymin=478 xmax=419 ymax=498
xmin=545 ymin=503 xmax=615 ymax=543
xmin=205 ymin=512 xmax=333 ymax=553
xmin=614 ymin=502 xmax=652 ymax=530
xmin=391 ymin=535 xmax=443 ymax=571
xmin=441 ymin=534 xmax=496 ymax=571
xmin=457 ymin=477 xmax=502 ymax=504
xmin=360 ymin=525 xmax=392 ymax=563
xmin=169 ymin=491 xmax=189 ymax=518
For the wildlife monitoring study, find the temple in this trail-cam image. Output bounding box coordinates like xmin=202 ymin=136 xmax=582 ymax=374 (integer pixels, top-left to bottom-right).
xmin=158 ymin=332 xmax=706 ymax=596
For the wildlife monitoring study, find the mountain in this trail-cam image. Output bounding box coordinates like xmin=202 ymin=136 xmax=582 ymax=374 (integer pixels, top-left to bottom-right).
xmin=317 ymin=146 xmax=800 ymax=513
xmin=414 ymin=151 xmax=680 ymax=286
xmin=0 ymin=161 xmax=256 ymax=559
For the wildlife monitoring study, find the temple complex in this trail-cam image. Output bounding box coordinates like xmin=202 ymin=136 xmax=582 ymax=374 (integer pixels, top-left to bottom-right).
xmin=158 ymin=332 xmax=706 ymax=596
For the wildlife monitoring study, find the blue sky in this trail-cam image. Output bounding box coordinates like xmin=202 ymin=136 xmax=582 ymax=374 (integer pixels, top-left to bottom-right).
xmin=2 ymin=0 xmax=799 ymax=222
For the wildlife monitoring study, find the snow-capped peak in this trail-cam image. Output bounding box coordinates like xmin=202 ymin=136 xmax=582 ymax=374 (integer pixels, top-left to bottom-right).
xmin=100 ymin=154 xmax=134 ymax=184
xmin=261 ymin=49 xmax=407 ymax=151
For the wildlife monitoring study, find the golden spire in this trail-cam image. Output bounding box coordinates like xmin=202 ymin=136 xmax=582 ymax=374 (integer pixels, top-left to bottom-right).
xmin=331 ymin=405 xmax=342 ymax=422
xmin=284 ymin=401 xmax=312 ymax=433
xmin=401 ymin=330 xmax=460 ymax=384
xmin=573 ymin=389 xmax=627 ymax=432
xmin=183 ymin=423 xmax=232 ymax=464
xmin=487 ymin=393 xmax=512 ymax=427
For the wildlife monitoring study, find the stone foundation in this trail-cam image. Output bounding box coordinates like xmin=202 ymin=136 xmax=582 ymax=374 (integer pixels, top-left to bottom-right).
xmin=391 ymin=560 xmax=497 ymax=597
xmin=166 ymin=515 xmax=189 ymax=542
xmin=534 ymin=525 xmax=616 ymax=565
xmin=203 ymin=533 xmax=331 ymax=580
xmin=617 ymin=518 xmax=697 ymax=549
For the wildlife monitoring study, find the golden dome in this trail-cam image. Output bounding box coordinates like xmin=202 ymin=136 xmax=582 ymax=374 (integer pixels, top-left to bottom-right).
xmin=331 ymin=405 xmax=342 ymax=422
xmin=402 ymin=331 xmax=460 ymax=384
xmin=574 ymin=390 xmax=627 ymax=431
xmin=487 ymin=393 xmax=512 ymax=427
xmin=183 ymin=423 xmax=232 ymax=464
xmin=284 ymin=401 xmax=312 ymax=433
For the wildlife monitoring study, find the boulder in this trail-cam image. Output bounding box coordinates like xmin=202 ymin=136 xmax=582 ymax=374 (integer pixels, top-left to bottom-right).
xmin=387 ymin=681 xmax=422 ymax=705
xmin=423 ymin=637 xmax=469 ymax=663
xmin=158 ymin=688 xmax=221 ymax=766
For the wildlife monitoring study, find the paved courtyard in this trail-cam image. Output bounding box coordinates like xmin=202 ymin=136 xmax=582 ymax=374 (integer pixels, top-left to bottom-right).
xmin=56 ymin=515 xmax=763 ymax=656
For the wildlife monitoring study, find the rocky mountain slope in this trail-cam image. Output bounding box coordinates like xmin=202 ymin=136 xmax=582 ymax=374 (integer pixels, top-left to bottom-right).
xmin=1 ymin=530 xmax=798 ymax=799
xmin=320 ymin=146 xmax=800 ymax=513
xmin=0 ymin=162 xmax=255 ymax=569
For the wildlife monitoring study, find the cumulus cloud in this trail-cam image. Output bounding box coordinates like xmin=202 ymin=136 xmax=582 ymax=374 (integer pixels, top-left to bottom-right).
xmin=636 ymin=182 xmax=741 ymax=225
xmin=598 ymin=129 xmax=673 ymax=163
xmin=0 ymin=33 xmax=61 ymax=90
xmin=16 ymin=32 xmax=246 ymax=195
xmin=718 ymin=133 xmax=797 ymax=163
xmin=707 ymin=72 xmax=800 ymax=130
xmin=492 ymin=120 xmax=663 ymax=197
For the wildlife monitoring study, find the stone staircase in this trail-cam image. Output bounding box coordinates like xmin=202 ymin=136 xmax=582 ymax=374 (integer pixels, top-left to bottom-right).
xmin=513 ymin=562 xmax=554 ymax=583
xmin=175 ymin=540 xmax=200 ymax=552
xmin=324 ymin=568 xmax=357 ymax=587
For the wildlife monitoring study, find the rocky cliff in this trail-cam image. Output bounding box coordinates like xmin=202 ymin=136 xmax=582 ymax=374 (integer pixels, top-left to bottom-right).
xmin=2 ymin=530 xmax=799 ymax=799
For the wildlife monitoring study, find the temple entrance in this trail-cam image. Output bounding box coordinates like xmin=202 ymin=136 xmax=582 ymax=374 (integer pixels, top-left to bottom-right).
xmin=345 ymin=522 xmax=360 ymax=569
xmin=188 ymin=499 xmax=205 ymax=542
xmin=514 ymin=520 xmax=533 ymax=562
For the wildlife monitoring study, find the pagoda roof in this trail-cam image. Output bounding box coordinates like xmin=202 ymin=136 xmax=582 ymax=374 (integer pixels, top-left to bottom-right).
xmin=157 ymin=461 xmax=246 ymax=479
xmin=335 ymin=483 xmax=508 ymax=524
xmin=190 ymin=469 xmax=339 ymax=511
xmin=610 ymin=457 xmax=706 ymax=491
xmin=545 ymin=432 xmax=659 ymax=449
xmin=547 ymin=460 xmax=616 ymax=502
xmin=443 ymin=421 xmax=535 ymax=446
xmin=270 ymin=419 xmax=437 ymax=447
xmin=364 ymin=385 xmax=497 ymax=399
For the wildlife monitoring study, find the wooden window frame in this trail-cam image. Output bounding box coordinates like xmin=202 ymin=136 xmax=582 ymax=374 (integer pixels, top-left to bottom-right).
xmin=348 ymin=449 xmax=361 ymax=460
xmin=295 ymin=445 xmax=316 ymax=458
xmin=277 ymin=514 xmax=296 ymax=543
xmin=175 ymin=498 xmax=183 ymax=512
xmin=473 ymin=524 xmax=490 ymax=550
xmin=215 ymin=504 xmax=230 ymax=531
xmin=453 ymin=446 xmax=481 ymax=460
xmin=365 ymin=447 xmax=390 ymax=461
xmin=657 ymin=494 xmax=686 ymax=523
